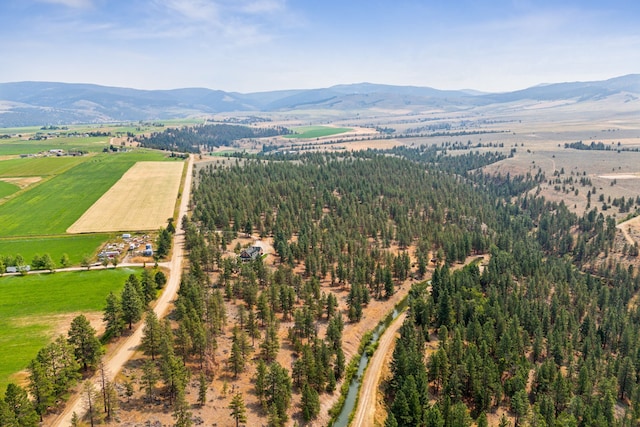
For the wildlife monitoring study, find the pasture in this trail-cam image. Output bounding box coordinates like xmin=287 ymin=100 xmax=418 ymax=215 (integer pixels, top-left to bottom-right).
xmin=68 ymin=161 xmax=184 ymax=233
xmin=0 ymin=136 xmax=111 ymax=156
xmin=0 ymin=234 xmax=108 ymax=267
xmin=0 ymin=151 xmax=172 ymax=237
xmin=0 ymin=267 xmax=138 ymax=391
xmin=0 ymin=155 xmax=85 ymax=177
xmin=0 ymin=181 xmax=18 ymax=199
xmin=284 ymin=125 xmax=352 ymax=139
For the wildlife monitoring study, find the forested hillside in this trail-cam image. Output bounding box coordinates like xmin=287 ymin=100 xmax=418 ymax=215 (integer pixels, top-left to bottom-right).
xmin=380 ymin=150 xmax=640 ymax=426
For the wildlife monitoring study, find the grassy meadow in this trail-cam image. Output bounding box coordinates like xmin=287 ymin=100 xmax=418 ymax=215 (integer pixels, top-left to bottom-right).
xmin=284 ymin=125 xmax=352 ymax=139
xmin=0 ymin=156 xmax=86 ymax=177
xmin=0 ymin=234 xmax=108 ymax=267
xmin=0 ymin=136 xmax=113 ymax=156
xmin=0 ymin=268 xmax=138 ymax=391
xmin=0 ymin=151 xmax=173 ymax=237
xmin=0 ymin=181 xmax=19 ymax=199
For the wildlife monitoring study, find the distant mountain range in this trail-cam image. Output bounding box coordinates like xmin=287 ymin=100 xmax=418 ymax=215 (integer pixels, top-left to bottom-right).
xmin=0 ymin=75 xmax=639 ymax=127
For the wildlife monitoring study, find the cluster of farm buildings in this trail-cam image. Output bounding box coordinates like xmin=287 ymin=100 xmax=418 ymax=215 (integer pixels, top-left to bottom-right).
xmin=98 ymin=234 xmax=154 ymax=260
xmin=19 ymin=149 xmax=85 ymax=158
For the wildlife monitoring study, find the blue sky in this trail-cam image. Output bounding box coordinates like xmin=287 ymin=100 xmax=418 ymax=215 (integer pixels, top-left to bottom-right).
xmin=1 ymin=0 xmax=639 ymax=92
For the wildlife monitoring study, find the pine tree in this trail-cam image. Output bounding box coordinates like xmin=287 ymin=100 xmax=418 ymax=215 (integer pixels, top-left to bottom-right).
xmin=260 ymin=322 xmax=280 ymax=362
xmin=229 ymin=341 xmax=245 ymax=377
xmin=301 ymin=382 xmax=320 ymax=421
xmin=27 ymin=359 xmax=54 ymax=421
xmin=4 ymin=383 xmax=39 ymax=427
xmin=198 ymin=372 xmax=208 ymax=407
xmin=172 ymin=388 xmax=192 ymax=427
xmin=103 ymin=291 xmax=124 ymax=338
xmin=265 ymin=362 xmax=292 ymax=425
xmin=229 ymin=392 xmax=247 ymax=427
xmin=67 ymin=314 xmax=103 ymax=371
xmin=121 ymin=278 xmax=143 ymax=329
xmin=141 ymin=360 xmax=158 ymax=402
xmin=254 ymin=359 xmax=268 ymax=405
xmin=246 ymin=308 xmax=261 ymax=347
xmin=141 ymin=268 xmax=157 ymax=304
xmin=141 ymin=310 xmax=162 ymax=360
xmin=385 ymin=411 xmax=399 ymax=427
xmin=83 ymin=381 xmax=98 ymax=427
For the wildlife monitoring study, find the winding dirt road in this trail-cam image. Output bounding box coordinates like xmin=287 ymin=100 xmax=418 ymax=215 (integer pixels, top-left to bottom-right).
xmin=351 ymin=310 xmax=407 ymax=427
xmin=50 ymin=155 xmax=193 ymax=427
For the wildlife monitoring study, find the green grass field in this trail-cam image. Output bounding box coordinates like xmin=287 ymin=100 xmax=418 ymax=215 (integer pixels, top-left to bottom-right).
xmin=0 ymin=151 xmax=172 ymax=237
xmin=0 ymin=136 xmax=112 ymax=156
xmin=283 ymin=126 xmax=352 ymax=139
xmin=0 ymin=156 xmax=86 ymax=177
xmin=0 ymin=234 xmax=108 ymax=267
xmin=0 ymin=268 xmax=139 ymax=391
xmin=0 ymin=181 xmax=19 ymax=199
xmin=0 ymin=126 xmax=43 ymax=135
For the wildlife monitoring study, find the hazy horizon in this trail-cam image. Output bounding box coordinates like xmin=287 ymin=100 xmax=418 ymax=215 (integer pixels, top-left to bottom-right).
xmin=1 ymin=1 xmax=639 ymax=93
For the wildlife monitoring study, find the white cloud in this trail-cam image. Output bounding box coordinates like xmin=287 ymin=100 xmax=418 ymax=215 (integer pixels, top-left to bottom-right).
xmin=240 ymin=0 xmax=285 ymax=14
xmin=160 ymin=0 xmax=220 ymax=22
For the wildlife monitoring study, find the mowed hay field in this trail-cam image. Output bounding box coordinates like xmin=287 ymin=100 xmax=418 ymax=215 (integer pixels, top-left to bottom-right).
xmin=0 ymin=152 xmax=170 ymax=237
xmin=68 ymin=161 xmax=184 ymax=233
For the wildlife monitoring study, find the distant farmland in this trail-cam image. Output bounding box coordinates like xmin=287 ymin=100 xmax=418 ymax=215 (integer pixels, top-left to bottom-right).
xmin=0 ymin=156 xmax=85 ymax=177
xmin=67 ymin=161 xmax=184 ymax=233
xmin=283 ymin=125 xmax=352 ymax=139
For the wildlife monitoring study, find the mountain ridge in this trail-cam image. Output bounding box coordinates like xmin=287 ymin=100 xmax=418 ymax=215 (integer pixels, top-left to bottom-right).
xmin=0 ymin=75 xmax=638 ymax=127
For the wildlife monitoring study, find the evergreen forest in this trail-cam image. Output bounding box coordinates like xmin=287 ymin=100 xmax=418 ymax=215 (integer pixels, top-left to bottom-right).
xmin=166 ymin=146 xmax=640 ymax=426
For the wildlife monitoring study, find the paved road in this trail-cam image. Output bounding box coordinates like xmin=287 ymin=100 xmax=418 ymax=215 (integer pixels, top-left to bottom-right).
xmin=351 ymin=311 xmax=406 ymax=427
xmin=50 ymin=154 xmax=193 ymax=427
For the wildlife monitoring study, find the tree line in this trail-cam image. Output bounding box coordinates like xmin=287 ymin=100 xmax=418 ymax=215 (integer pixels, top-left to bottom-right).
xmin=137 ymin=124 xmax=291 ymax=153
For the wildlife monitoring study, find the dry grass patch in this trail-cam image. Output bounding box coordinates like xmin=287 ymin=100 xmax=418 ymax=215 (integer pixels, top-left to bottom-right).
xmin=67 ymin=161 xmax=183 ymax=233
xmin=0 ymin=176 xmax=43 ymax=189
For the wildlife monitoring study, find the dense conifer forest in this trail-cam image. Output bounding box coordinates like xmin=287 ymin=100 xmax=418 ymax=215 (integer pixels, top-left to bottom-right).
xmin=137 ymin=124 xmax=290 ymax=153
xmin=181 ymin=148 xmax=640 ymax=425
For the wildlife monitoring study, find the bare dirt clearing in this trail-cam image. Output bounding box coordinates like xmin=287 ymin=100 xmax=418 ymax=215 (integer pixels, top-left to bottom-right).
xmin=67 ymin=161 xmax=184 ymax=233
xmin=0 ymin=176 xmax=42 ymax=189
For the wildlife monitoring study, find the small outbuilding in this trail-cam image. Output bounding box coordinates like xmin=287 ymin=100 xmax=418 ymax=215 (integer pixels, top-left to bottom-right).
xmin=143 ymin=243 xmax=153 ymax=256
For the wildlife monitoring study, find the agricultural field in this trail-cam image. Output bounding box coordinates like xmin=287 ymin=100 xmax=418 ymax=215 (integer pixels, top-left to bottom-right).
xmin=68 ymin=161 xmax=184 ymax=233
xmin=0 ymin=234 xmax=108 ymax=267
xmin=0 ymin=155 xmax=85 ymax=177
xmin=0 ymin=180 xmax=19 ymax=199
xmin=0 ymin=151 xmax=173 ymax=237
xmin=0 ymin=136 xmax=112 ymax=156
xmin=0 ymin=267 xmax=138 ymax=391
xmin=283 ymin=125 xmax=352 ymax=139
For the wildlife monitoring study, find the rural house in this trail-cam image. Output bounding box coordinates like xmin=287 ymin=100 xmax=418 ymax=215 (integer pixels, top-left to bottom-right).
xmin=239 ymin=246 xmax=263 ymax=262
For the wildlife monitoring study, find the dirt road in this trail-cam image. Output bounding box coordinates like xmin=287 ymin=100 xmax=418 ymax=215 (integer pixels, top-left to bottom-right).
xmin=617 ymin=215 xmax=640 ymax=246
xmin=351 ymin=310 xmax=407 ymax=427
xmin=50 ymin=155 xmax=193 ymax=427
